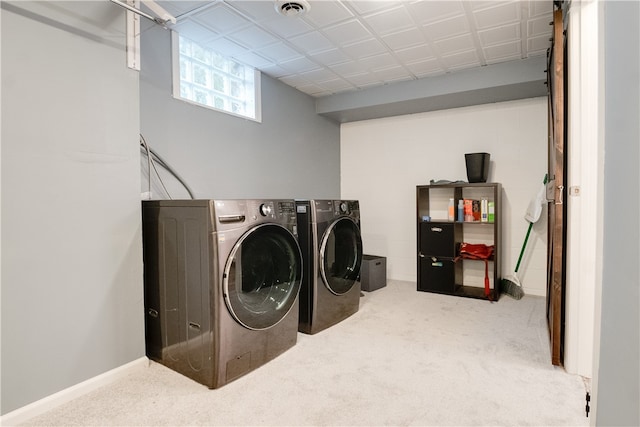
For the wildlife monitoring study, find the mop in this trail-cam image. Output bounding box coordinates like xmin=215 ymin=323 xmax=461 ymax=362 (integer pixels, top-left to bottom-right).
xmin=501 ymin=175 xmax=548 ymax=299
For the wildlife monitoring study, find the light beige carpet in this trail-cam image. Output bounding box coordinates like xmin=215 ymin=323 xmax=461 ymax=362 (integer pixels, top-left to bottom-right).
xmin=20 ymin=280 xmax=589 ymax=426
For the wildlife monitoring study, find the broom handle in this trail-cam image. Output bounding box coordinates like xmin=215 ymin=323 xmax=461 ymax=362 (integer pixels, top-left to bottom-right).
xmin=515 ymin=174 xmax=548 ymax=273
xmin=514 ymin=221 xmax=533 ymax=273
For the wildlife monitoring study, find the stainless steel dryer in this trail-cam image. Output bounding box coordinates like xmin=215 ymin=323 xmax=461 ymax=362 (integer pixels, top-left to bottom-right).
xmin=295 ymin=200 xmax=363 ymax=334
xmin=142 ymin=199 xmax=302 ymax=388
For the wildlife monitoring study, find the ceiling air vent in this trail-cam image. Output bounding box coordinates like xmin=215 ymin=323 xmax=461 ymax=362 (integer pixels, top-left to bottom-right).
xmin=275 ymin=0 xmax=311 ymax=17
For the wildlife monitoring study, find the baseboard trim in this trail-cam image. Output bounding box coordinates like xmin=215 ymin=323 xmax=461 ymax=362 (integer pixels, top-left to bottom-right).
xmin=1 ymin=357 xmax=149 ymax=426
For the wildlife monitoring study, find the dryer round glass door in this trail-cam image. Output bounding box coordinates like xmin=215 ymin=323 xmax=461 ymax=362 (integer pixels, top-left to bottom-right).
xmin=223 ymin=223 xmax=302 ymax=330
xmin=320 ymin=217 xmax=363 ymax=295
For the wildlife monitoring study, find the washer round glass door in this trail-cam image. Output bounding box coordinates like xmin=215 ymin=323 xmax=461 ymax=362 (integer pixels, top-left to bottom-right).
xmin=320 ymin=217 xmax=363 ymax=295
xmin=223 ymin=223 xmax=302 ymax=330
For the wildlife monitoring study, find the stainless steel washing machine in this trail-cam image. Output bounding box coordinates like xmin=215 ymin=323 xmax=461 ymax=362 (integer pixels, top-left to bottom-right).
xmin=295 ymin=200 xmax=363 ymax=334
xmin=142 ymin=199 xmax=302 ymax=388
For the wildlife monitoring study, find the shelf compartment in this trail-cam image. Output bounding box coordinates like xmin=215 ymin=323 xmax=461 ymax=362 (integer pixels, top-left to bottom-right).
xmin=419 ymin=222 xmax=461 ymax=258
xmin=418 ymin=256 xmax=461 ymax=294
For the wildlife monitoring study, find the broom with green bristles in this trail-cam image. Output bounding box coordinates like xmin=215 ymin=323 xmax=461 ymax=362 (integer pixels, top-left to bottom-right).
xmin=501 ymin=174 xmax=548 ymax=299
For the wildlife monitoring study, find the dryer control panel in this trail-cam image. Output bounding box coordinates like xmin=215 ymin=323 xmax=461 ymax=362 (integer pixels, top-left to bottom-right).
xmin=212 ymin=199 xmax=298 ymax=231
xmin=333 ymin=200 xmax=360 ymax=217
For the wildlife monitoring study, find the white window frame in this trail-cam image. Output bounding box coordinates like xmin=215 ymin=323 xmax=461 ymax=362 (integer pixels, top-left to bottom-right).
xmin=171 ymin=31 xmax=262 ymax=122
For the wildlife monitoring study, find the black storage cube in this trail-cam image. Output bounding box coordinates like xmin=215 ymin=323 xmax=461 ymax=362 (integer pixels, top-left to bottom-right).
xmin=420 ymin=222 xmax=461 ymax=258
xmin=361 ymin=254 xmax=386 ymax=291
xmin=418 ymin=257 xmax=461 ymax=293
xmin=465 ymin=152 xmax=490 ymax=183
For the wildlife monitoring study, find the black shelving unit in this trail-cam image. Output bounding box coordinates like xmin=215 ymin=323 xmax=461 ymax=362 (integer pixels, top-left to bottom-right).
xmin=416 ymin=183 xmax=502 ymax=301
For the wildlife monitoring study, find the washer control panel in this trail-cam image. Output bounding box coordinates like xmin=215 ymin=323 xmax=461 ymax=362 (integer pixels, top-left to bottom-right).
xmin=259 ymin=203 xmax=273 ymax=216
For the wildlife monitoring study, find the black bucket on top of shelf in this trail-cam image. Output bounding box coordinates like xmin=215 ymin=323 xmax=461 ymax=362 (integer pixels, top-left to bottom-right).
xmin=465 ymin=152 xmax=490 ymax=183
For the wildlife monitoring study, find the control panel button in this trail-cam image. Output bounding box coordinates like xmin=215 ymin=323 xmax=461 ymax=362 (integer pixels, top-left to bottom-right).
xmin=259 ymin=204 xmax=272 ymax=216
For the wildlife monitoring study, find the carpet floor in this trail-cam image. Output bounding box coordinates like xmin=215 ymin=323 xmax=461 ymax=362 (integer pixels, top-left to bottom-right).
xmin=21 ymin=280 xmax=589 ymax=426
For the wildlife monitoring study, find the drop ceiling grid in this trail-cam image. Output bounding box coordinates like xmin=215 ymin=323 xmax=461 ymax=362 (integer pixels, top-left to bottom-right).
xmin=156 ymin=0 xmax=553 ymax=98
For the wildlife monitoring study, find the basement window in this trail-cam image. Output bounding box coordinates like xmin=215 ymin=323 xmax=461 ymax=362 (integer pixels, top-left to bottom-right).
xmin=172 ymin=32 xmax=261 ymax=122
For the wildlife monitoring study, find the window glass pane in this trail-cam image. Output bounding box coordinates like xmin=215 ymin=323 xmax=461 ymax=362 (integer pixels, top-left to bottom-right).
xmin=179 ymin=37 xmax=190 ymax=55
xmin=192 ymin=43 xmax=209 ymax=65
xmin=230 ymin=61 xmax=242 ymax=77
xmin=193 ymin=64 xmax=208 ymax=87
xmin=180 ymin=83 xmax=191 ymax=99
xmin=213 ymin=74 xmax=225 ymax=92
xmin=174 ymin=34 xmax=258 ymax=120
xmin=194 ymin=89 xmax=210 ymax=106
xmin=230 ymin=80 xmax=241 ymax=98
xmin=179 ymin=58 xmax=188 ymax=81
xmin=212 ymin=52 xmax=225 ymax=71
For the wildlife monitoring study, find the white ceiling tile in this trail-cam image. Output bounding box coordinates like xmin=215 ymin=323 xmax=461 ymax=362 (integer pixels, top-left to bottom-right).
xmin=434 ymin=34 xmax=475 ymax=55
xmin=208 ymin=37 xmax=247 ymax=57
xmin=294 ymin=83 xmax=331 ymax=96
xmin=161 ymin=0 xmax=552 ymax=97
xmin=323 ymin=19 xmax=373 ymax=46
xmin=371 ymin=65 xmax=412 ymax=81
xmin=473 ymin=1 xmax=520 ymax=30
xmin=193 ymin=4 xmax=249 ymax=34
xmin=381 ymin=27 xmax=426 ymax=51
xmin=261 ymin=17 xmax=315 ymax=39
xmin=527 ymin=35 xmax=551 ymax=54
xmin=226 ymin=26 xmax=280 ymax=49
xmin=340 ymin=38 xmax=387 ymax=60
xmin=440 ymin=49 xmax=480 ymax=69
xmin=329 ymin=60 xmax=368 ymax=75
xmin=258 ymin=42 xmax=303 ymax=63
xmin=279 ymin=56 xmax=322 ymax=73
xmin=528 ymin=16 xmax=553 ymax=37
xmin=477 ymin=23 xmax=520 ymax=47
xmin=302 ymin=1 xmax=353 ymax=28
xmin=468 ymin=1 xmax=505 ymax=11
xmin=405 ymin=58 xmax=443 ymax=76
xmin=317 ymin=77 xmax=354 ymax=92
xmin=394 ymin=44 xmax=434 ymax=63
xmin=483 ymin=40 xmax=521 ymax=61
xmin=279 ymin=74 xmax=313 ymax=87
xmin=362 ymin=6 xmax=414 ymax=36
xmin=156 ymin=1 xmax=211 ymax=17
xmin=343 ymin=72 xmax=382 ymax=86
xmin=422 ymin=15 xmax=470 ymax=41
xmin=348 ymin=1 xmax=400 ymax=16
xmin=260 ymin=64 xmax=290 ymax=78
xmin=300 ymin=67 xmax=340 ymax=82
xmin=225 ymin=1 xmax=280 ymax=22
xmin=174 ymin=19 xmax=219 ymax=44
xmin=233 ymin=51 xmax=273 ymax=68
xmin=358 ymin=52 xmax=397 ymax=70
xmin=288 ymin=31 xmax=335 ymax=54
xmin=309 ymin=48 xmax=352 ymax=66
xmin=529 ymin=0 xmax=553 ymax=18
xmin=407 ymin=1 xmax=465 ymax=25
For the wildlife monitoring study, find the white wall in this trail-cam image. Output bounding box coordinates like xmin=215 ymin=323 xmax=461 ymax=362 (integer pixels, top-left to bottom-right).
xmin=341 ymin=98 xmax=548 ymax=296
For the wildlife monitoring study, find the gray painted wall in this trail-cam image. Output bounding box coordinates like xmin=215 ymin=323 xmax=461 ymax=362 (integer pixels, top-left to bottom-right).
xmin=316 ymin=56 xmax=547 ymax=123
xmin=596 ymin=1 xmax=640 ymax=425
xmin=140 ymin=25 xmax=341 ymax=200
xmin=1 ymin=1 xmax=143 ymax=414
